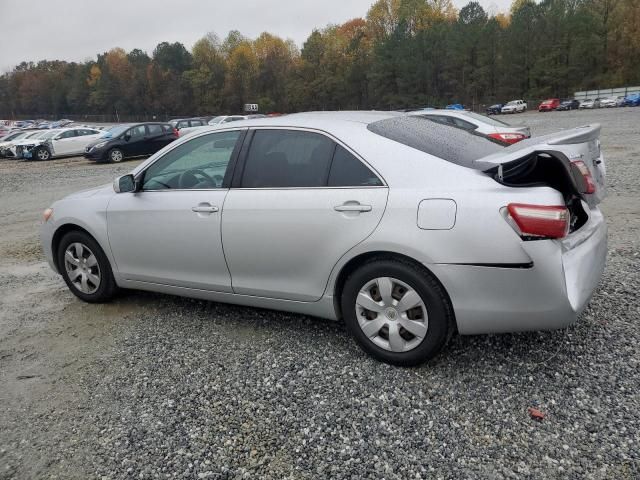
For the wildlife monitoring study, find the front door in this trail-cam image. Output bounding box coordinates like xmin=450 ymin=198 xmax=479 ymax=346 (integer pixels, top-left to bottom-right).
xmin=122 ymin=124 xmax=148 ymax=157
xmin=222 ymin=129 xmax=388 ymax=302
xmin=107 ymin=129 xmax=244 ymax=291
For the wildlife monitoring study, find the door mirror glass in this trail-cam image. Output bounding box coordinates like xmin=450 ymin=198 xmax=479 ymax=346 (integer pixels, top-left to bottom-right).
xmin=114 ymin=174 xmax=136 ymax=193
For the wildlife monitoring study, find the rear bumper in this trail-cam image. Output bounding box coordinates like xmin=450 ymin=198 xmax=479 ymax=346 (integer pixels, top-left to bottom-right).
xmin=430 ymin=207 xmax=607 ymax=335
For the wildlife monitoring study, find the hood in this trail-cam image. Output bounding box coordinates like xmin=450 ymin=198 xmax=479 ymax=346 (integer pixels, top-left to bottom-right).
xmin=12 ymin=138 xmax=46 ymax=146
xmin=62 ymin=183 xmax=113 ymax=200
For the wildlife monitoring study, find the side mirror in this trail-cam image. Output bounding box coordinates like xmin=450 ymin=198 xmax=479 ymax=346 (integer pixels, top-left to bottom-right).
xmin=124 ymin=134 xmax=131 ymax=142
xmin=113 ymin=174 xmax=137 ymax=193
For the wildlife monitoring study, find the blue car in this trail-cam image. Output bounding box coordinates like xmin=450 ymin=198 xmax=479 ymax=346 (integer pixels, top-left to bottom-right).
xmin=486 ymin=104 xmax=503 ymax=115
xmin=445 ymin=104 xmax=465 ymax=110
xmin=623 ymin=94 xmax=640 ymax=106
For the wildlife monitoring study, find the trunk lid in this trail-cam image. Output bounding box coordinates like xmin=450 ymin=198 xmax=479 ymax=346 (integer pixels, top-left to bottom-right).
xmin=475 ymin=124 xmax=606 ymax=206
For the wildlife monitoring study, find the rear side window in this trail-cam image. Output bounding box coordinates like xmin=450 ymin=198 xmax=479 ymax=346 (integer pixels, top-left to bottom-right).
xmin=328 ymin=145 xmax=382 ymax=187
xmin=191 ymin=120 xmax=204 ymax=127
xmin=367 ymin=116 xmax=504 ymax=168
xmin=241 ymin=130 xmax=335 ymax=188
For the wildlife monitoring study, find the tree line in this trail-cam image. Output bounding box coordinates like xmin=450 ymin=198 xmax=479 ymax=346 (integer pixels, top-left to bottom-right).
xmin=0 ymin=0 xmax=638 ymax=118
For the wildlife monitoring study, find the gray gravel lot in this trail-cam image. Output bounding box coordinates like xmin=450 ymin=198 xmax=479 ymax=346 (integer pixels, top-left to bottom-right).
xmin=0 ymin=109 xmax=639 ymax=479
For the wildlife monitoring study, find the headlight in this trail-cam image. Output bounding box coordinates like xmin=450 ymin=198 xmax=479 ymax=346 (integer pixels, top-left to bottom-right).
xmin=43 ymin=208 xmax=53 ymax=222
xmin=93 ymin=141 xmax=107 ymax=149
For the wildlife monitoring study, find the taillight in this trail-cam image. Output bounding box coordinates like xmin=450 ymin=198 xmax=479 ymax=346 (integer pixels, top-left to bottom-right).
xmin=506 ymin=203 xmax=570 ymax=239
xmin=173 ymin=128 xmax=179 ymax=137
xmin=488 ymin=132 xmax=527 ymax=145
xmin=571 ymin=160 xmax=596 ymax=194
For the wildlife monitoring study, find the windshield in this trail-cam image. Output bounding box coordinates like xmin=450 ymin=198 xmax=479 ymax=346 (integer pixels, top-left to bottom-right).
xmin=208 ymin=116 xmax=226 ymax=124
xmin=26 ymin=131 xmax=47 ymax=139
xmin=100 ymin=124 xmax=131 ymax=138
xmin=459 ymin=111 xmax=510 ymax=127
xmin=3 ymin=132 xmax=27 ymax=141
xmin=367 ymin=116 xmax=504 ymax=168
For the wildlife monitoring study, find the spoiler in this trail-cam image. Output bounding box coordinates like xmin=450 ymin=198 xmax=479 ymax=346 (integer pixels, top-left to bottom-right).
xmin=473 ymin=124 xmax=601 ymax=168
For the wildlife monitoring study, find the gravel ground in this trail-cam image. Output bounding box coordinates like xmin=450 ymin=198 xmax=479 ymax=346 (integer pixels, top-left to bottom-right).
xmin=0 ymin=109 xmax=639 ymax=479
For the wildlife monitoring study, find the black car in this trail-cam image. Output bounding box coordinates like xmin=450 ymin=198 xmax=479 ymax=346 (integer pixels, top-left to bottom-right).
xmin=556 ymin=99 xmax=580 ymax=111
xmin=486 ymin=104 xmax=503 ymax=115
xmin=168 ymin=117 xmax=207 ymax=131
xmin=84 ymin=123 xmax=178 ymax=163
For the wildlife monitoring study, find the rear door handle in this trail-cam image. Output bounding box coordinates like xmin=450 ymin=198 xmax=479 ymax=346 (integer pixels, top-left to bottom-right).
xmin=192 ymin=204 xmax=219 ymax=213
xmin=334 ymin=203 xmax=372 ymax=213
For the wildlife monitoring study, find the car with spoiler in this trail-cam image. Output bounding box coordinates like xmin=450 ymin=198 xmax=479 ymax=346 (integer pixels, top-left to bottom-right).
xmin=40 ymin=112 xmax=606 ymax=366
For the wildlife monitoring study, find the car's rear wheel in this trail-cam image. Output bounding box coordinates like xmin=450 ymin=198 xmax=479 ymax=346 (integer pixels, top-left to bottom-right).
xmin=34 ymin=146 xmax=51 ymax=161
xmin=108 ymin=148 xmax=124 ymax=163
xmin=57 ymin=231 xmax=118 ymax=303
xmin=341 ymin=259 xmax=454 ymax=366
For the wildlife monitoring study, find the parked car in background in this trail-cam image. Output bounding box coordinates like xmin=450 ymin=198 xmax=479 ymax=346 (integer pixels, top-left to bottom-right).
xmin=0 ymin=131 xmax=35 ymax=157
xmin=501 ymin=100 xmax=527 ymax=113
xmin=11 ymin=127 xmax=103 ymax=160
xmin=41 ymin=111 xmax=607 ymax=365
xmin=615 ymin=96 xmax=626 ymax=107
xmin=486 ymin=104 xmax=503 ymax=115
xmin=2 ymin=130 xmax=50 ymax=158
xmin=445 ymin=104 xmax=465 ymax=110
xmin=207 ymin=115 xmax=249 ymax=126
xmin=599 ymin=97 xmax=618 ymax=108
xmin=169 ymin=118 xmax=207 ymax=131
xmin=580 ymin=98 xmax=601 ymax=109
xmin=84 ymin=123 xmax=178 ymax=163
xmin=409 ymin=109 xmax=530 ymax=145
xmin=556 ymin=99 xmax=580 ymax=111
xmin=623 ymin=93 xmax=640 ymax=106
xmin=13 ymin=120 xmax=34 ymax=128
xmin=538 ymin=98 xmax=560 ymax=112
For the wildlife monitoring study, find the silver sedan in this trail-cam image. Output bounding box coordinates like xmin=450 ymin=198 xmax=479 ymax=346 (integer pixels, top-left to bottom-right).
xmin=40 ymin=112 xmax=607 ymax=365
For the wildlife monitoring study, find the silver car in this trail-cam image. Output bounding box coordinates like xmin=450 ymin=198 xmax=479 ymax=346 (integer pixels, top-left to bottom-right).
xmin=40 ymin=112 xmax=607 ymax=365
xmin=409 ymin=109 xmax=531 ymax=145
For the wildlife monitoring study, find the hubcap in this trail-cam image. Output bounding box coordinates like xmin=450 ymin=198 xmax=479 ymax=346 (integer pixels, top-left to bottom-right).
xmin=111 ymin=150 xmax=123 ymax=162
xmin=355 ymin=277 xmax=428 ymax=353
xmin=64 ymin=243 xmax=101 ymax=294
xmin=37 ymin=149 xmax=49 ymax=160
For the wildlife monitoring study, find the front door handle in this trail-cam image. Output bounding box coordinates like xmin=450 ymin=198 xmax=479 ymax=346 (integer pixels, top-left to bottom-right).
xmin=334 ymin=203 xmax=372 ymax=213
xmin=192 ymin=204 xmax=219 ymax=213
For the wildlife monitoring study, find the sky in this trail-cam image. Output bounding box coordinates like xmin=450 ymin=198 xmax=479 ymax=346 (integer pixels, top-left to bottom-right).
xmin=0 ymin=0 xmax=510 ymax=72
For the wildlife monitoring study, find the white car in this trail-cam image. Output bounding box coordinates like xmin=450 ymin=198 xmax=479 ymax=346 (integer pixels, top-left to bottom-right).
xmin=207 ymin=115 xmax=249 ymax=126
xmin=408 ymin=110 xmax=531 ymax=145
xmin=0 ymin=131 xmax=36 ymax=157
xmin=12 ymin=127 xmax=102 ymax=160
xmin=501 ymin=100 xmax=527 ymax=114
xmin=599 ymin=97 xmax=618 ymax=108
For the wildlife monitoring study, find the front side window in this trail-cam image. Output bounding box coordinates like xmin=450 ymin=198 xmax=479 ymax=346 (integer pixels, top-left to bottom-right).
xmin=147 ymin=124 xmax=162 ymax=136
xmin=241 ymin=130 xmax=335 ymax=188
xmin=57 ymin=130 xmax=76 ymax=139
xmin=128 ymin=125 xmax=146 ymax=139
xmin=142 ymin=130 xmax=241 ymax=190
xmin=328 ymin=145 xmax=382 ymax=187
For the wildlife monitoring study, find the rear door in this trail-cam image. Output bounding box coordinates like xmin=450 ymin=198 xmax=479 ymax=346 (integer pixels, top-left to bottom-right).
xmin=221 ymin=128 xmax=388 ymax=301
xmin=146 ymin=124 xmax=172 ymax=154
xmin=71 ymin=129 xmax=101 ymax=154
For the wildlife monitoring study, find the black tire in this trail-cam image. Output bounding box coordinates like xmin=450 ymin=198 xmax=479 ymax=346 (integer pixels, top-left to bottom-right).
xmin=33 ymin=146 xmax=51 ymax=161
xmin=341 ymin=258 xmax=454 ymax=366
xmin=107 ymin=148 xmax=124 ymax=163
xmin=57 ymin=230 xmax=118 ymax=303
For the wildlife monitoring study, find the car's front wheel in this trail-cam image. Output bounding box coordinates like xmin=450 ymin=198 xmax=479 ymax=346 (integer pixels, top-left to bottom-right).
xmin=107 ymin=148 xmax=124 ymax=163
xmin=57 ymin=231 xmax=118 ymax=303
xmin=341 ymin=259 xmax=454 ymax=366
xmin=34 ymin=146 xmax=51 ymax=161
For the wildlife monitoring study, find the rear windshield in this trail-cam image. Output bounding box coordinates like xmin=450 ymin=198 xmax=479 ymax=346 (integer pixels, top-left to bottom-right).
xmin=367 ymin=116 xmax=504 ymax=168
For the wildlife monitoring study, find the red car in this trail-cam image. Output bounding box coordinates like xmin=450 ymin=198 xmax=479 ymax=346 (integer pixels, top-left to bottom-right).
xmin=538 ymin=98 xmax=560 ymax=112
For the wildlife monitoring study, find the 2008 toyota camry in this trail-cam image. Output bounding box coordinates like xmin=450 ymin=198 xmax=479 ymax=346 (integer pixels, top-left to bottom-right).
xmin=40 ymin=112 xmax=607 ymax=365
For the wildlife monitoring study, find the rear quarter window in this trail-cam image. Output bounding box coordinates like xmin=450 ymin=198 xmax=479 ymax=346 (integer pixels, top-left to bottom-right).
xmin=367 ymin=116 xmax=504 ymax=168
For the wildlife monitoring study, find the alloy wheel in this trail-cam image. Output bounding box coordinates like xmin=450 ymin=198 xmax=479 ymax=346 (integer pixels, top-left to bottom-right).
xmin=37 ymin=149 xmax=50 ymax=160
xmin=110 ymin=150 xmax=123 ymax=162
xmin=64 ymin=242 xmax=101 ymax=294
xmin=355 ymin=277 xmax=428 ymax=352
